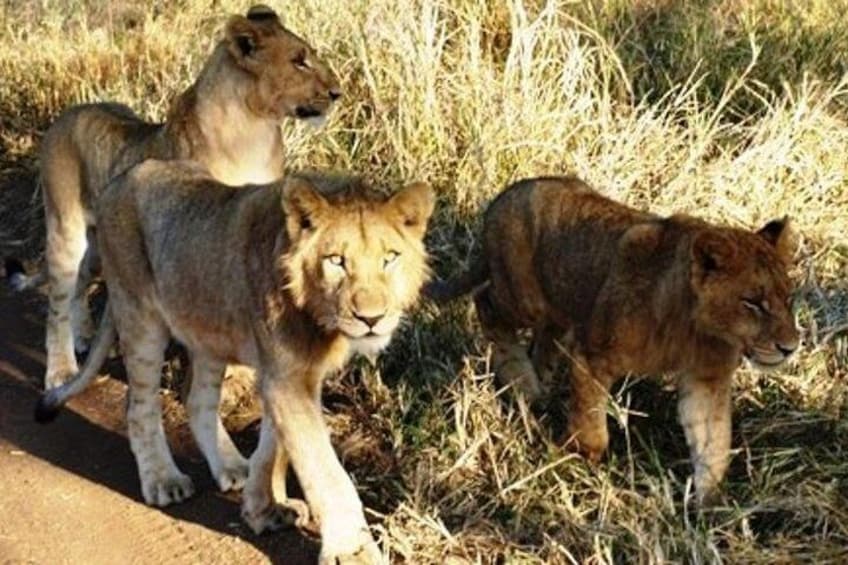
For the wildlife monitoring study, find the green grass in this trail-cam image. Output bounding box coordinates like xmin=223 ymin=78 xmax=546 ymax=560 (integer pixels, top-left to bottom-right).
xmin=1 ymin=0 xmax=847 ymax=562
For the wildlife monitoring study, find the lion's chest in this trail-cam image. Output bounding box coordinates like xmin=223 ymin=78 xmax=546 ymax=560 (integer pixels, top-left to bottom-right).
xmin=198 ymin=122 xmax=284 ymax=186
xmin=206 ymin=157 xmax=282 ymax=187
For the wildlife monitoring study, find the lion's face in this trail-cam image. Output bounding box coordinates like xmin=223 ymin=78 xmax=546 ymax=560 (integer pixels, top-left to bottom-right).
xmin=690 ymin=219 xmax=800 ymax=369
xmin=281 ymin=176 xmax=435 ymax=357
xmin=226 ymin=6 xmax=341 ymax=123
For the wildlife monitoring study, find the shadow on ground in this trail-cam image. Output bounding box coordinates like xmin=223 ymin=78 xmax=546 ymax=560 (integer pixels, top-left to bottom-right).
xmin=0 ymin=285 xmax=320 ymax=564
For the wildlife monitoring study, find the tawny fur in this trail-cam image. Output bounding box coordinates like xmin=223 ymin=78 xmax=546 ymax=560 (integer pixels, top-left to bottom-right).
xmin=433 ymin=176 xmax=800 ymax=503
xmin=85 ymin=160 xmax=432 ymax=564
xmin=39 ymin=4 xmax=341 ymax=390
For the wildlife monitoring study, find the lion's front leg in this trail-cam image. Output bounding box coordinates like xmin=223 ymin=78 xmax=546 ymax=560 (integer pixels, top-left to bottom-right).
xmin=242 ymin=416 xmax=312 ymax=533
xmin=270 ymin=439 xmax=313 ymax=530
xmin=677 ymin=373 xmax=732 ymax=505
xmin=567 ymin=355 xmax=613 ymax=462
xmin=259 ymin=372 xmax=382 ymax=564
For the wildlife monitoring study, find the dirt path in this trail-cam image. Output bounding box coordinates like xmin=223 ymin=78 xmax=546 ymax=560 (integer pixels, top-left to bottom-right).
xmin=0 ymin=287 xmax=319 ymax=564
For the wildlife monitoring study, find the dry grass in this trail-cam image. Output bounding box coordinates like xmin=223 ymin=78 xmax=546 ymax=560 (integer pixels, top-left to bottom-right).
xmin=1 ymin=0 xmax=847 ymax=562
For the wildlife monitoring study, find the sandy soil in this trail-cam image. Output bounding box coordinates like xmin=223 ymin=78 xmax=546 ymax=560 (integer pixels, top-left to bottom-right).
xmin=0 ymin=286 xmax=319 ymax=565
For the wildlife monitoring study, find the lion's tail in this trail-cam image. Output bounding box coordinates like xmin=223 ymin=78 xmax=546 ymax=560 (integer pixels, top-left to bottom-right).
xmin=424 ymin=254 xmax=490 ymax=305
xmin=34 ymin=305 xmax=116 ymax=423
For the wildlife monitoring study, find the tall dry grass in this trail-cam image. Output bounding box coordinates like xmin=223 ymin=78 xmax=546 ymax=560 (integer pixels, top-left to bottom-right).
xmin=1 ymin=0 xmax=847 ymax=562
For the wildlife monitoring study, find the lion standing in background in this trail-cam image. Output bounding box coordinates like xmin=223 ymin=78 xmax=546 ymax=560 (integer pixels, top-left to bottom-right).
xmin=38 ymin=4 xmax=340 ymax=390
xmin=430 ymin=176 xmax=800 ymax=502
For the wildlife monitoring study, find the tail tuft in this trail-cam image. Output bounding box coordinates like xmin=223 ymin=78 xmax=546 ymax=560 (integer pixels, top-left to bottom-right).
xmin=34 ymin=393 xmax=63 ymax=423
xmin=4 ymin=257 xmax=28 ymax=291
xmin=32 ymin=306 xmax=117 ymax=420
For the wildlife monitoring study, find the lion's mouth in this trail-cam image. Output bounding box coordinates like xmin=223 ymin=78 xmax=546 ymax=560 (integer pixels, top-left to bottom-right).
xmin=336 ymin=313 xmax=401 ymax=341
xmin=294 ymin=105 xmax=324 ymax=119
xmin=743 ymin=348 xmax=788 ymax=369
xmin=340 ymin=328 xmax=388 ymax=340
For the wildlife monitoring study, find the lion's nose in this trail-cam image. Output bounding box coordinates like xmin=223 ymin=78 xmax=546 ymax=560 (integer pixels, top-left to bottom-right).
xmin=351 ymin=289 xmax=385 ymax=329
xmin=329 ymin=88 xmax=342 ymax=101
xmin=354 ymin=312 xmax=384 ymax=328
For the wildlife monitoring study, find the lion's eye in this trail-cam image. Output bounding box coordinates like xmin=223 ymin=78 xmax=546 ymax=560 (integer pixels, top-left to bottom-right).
xmin=742 ymin=298 xmax=766 ymax=315
xmin=383 ymin=250 xmax=400 ymax=268
xmin=325 ymin=254 xmax=345 ymax=269
xmin=292 ymin=52 xmax=311 ymax=70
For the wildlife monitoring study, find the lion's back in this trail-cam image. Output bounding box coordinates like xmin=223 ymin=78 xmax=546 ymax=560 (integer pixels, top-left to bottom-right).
xmin=41 ymin=102 xmax=163 ymax=205
xmin=480 ymin=176 xmax=653 ymax=328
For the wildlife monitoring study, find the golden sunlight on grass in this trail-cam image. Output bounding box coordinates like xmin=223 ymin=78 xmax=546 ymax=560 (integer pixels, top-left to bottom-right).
xmin=0 ymin=1 xmax=846 ymax=562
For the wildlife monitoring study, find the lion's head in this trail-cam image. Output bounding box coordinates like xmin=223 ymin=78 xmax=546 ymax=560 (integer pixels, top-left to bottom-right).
xmin=280 ymin=175 xmax=435 ymax=357
xmin=690 ymin=218 xmax=800 ymax=369
xmin=225 ymin=5 xmax=341 ymax=124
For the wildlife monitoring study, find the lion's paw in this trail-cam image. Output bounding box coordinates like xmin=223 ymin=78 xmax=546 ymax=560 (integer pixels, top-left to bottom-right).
xmin=73 ymin=334 xmax=92 ymax=357
xmin=242 ymin=504 xmax=289 ymax=535
xmin=140 ymin=471 xmax=195 ymax=507
xmin=281 ymin=497 xmax=313 ymax=530
xmin=242 ymin=497 xmax=311 ymax=535
xmin=319 ymin=529 xmax=383 ymax=565
xmin=566 ymin=424 xmax=609 ymax=464
xmin=44 ymin=367 xmax=76 ymax=391
xmin=214 ymin=457 xmax=250 ymax=492
xmin=693 ymin=468 xmax=727 ymax=509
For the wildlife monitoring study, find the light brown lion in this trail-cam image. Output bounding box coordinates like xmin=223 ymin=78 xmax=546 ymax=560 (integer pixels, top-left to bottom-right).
xmin=38 ymin=4 xmax=340 ymax=390
xmin=38 ymin=161 xmax=434 ymax=564
xmin=429 ymin=176 xmax=800 ymax=503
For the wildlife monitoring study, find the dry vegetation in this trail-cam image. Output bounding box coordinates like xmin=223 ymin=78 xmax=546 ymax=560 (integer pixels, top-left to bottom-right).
xmin=1 ymin=0 xmax=847 ymax=562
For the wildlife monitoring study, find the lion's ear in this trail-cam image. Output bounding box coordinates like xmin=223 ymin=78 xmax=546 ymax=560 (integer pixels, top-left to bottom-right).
xmin=246 ymin=4 xmax=282 ymax=24
xmin=385 ymin=182 xmax=435 ymax=238
xmin=282 ymin=177 xmax=329 ymax=240
xmin=225 ymin=9 xmax=279 ymax=67
xmin=691 ymin=231 xmax=737 ymax=286
xmin=758 ymin=216 xmax=797 ymax=264
xmin=226 ymin=16 xmax=260 ymax=62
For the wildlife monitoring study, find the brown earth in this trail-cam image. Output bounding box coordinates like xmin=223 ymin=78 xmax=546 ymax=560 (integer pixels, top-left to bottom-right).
xmin=0 ymin=286 xmax=320 ymax=565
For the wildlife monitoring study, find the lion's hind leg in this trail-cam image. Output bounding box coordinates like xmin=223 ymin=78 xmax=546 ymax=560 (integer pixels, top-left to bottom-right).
xmin=186 ymin=354 xmax=249 ymax=492
xmin=40 ymin=135 xmax=93 ymax=390
xmin=530 ymin=324 xmax=567 ymax=397
xmin=69 ymin=231 xmax=100 ymax=356
xmin=475 ymin=288 xmax=542 ymax=401
xmin=111 ymin=288 xmax=194 ymax=507
xmin=43 ymin=207 xmax=86 ymax=389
